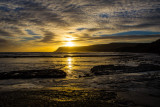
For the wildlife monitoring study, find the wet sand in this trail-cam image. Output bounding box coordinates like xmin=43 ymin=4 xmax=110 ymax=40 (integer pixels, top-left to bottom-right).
xmin=0 ymin=76 xmax=160 ymax=107
xmin=0 ymin=88 xmax=132 ymax=107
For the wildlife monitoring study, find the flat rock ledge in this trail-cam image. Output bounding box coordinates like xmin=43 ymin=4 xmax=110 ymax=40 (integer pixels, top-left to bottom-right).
xmin=91 ymin=64 xmax=160 ymax=75
xmin=0 ymin=69 xmax=66 ymax=79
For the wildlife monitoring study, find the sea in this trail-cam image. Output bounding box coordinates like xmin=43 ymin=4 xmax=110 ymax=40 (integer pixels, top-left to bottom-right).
xmin=0 ymin=52 xmax=159 ymax=89
xmin=0 ymin=52 xmax=160 ymax=106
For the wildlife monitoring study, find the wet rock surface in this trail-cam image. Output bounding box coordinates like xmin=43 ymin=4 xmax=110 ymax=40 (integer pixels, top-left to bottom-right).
xmin=0 ymin=69 xmax=66 ymax=79
xmin=91 ymin=64 xmax=160 ymax=75
xmin=0 ymin=89 xmax=137 ymax=107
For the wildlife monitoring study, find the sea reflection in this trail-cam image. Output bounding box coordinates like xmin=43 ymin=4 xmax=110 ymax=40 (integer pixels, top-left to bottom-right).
xmin=67 ymin=57 xmax=72 ymax=73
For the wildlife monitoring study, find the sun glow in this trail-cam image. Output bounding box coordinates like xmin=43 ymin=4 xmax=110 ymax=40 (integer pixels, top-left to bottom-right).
xmin=64 ymin=36 xmax=75 ymax=47
xmin=65 ymin=41 xmax=74 ymax=47
xmin=66 ymin=38 xmax=73 ymax=41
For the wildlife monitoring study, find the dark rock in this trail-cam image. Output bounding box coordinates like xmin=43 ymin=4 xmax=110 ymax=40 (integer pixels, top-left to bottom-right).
xmin=138 ymin=64 xmax=160 ymax=72
xmin=0 ymin=69 xmax=66 ymax=79
xmin=84 ymin=73 xmax=91 ymax=77
xmin=79 ymin=73 xmax=92 ymax=78
xmin=91 ymin=64 xmax=160 ymax=75
xmin=91 ymin=65 xmax=114 ymax=75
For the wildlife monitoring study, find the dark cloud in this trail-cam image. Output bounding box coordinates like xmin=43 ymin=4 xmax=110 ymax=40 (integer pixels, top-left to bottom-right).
xmin=0 ymin=26 xmax=24 ymax=38
xmin=40 ymin=31 xmax=56 ymax=43
xmin=87 ymin=28 xmax=113 ymax=32
xmin=93 ymin=35 xmax=160 ymax=40
xmin=0 ymin=38 xmax=7 ymax=43
xmin=0 ymin=0 xmax=68 ymax=27
xmin=0 ymin=29 xmax=13 ymax=36
xmin=1 ymin=0 xmax=159 ymax=30
xmin=76 ymin=28 xmax=87 ymax=31
xmin=9 ymin=27 xmax=24 ymax=35
xmin=119 ymin=23 xmax=160 ymax=29
xmin=0 ymin=38 xmax=11 ymax=48
xmin=77 ymin=35 xmax=160 ymax=42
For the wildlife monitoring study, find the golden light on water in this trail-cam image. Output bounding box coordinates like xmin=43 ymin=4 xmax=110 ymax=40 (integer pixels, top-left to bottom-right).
xmin=68 ymin=57 xmax=72 ymax=69
xmin=66 ymin=57 xmax=73 ymax=74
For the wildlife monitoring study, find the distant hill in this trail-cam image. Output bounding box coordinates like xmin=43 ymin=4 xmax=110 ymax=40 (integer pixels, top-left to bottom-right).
xmin=55 ymin=39 xmax=160 ymax=54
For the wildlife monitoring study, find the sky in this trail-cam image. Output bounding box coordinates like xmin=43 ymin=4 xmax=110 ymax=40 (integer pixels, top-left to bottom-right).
xmin=0 ymin=0 xmax=160 ymax=52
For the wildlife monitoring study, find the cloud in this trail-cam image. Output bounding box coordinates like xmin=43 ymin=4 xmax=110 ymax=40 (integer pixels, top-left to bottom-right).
xmin=0 ymin=29 xmax=13 ymax=36
xmin=25 ymin=29 xmax=39 ymax=35
xmin=21 ymin=36 xmax=42 ymax=41
xmin=0 ymin=0 xmax=68 ymax=27
xmin=75 ymin=35 xmax=160 ymax=43
xmin=0 ymin=37 xmax=13 ymax=49
xmin=92 ymin=35 xmax=160 ymax=41
xmin=100 ymin=31 xmax=160 ymax=36
xmin=76 ymin=28 xmax=87 ymax=31
xmin=40 ymin=31 xmax=56 ymax=43
xmin=0 ymin=0 xmax=160 ymax=51
xmin=87 ymin=28 xmax=113 ymax=32
xmin=0 ymin=38 xmax=8 ymax=43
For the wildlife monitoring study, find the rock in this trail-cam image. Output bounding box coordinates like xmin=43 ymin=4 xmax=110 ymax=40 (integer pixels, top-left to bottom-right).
xmin=137 ymin=64 xmax=160 ymax=72
xmin=91 ymin=65 xmax=132 ymax=75
xmin=91 ymin=64 xmax=160 ymax=75
xmin=91 ymin=65 xmax=114 ymax=75
xmin=0 ymin=69 xmax=66 ymax=79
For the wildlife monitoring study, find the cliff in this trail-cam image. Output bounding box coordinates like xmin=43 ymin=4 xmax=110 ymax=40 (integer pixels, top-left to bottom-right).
xmin=55 ymin=39 xmax=160 ymax=54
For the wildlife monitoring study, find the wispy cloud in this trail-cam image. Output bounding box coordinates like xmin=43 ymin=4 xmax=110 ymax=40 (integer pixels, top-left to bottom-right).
xmin=40 ymin=31 xmax=56 ymax=43
xmin=0 ymin=29 xmax=13 ymax=37
xmin=25 ymin=29 xmax=39 ymax=35
xmin=0 ymin=0 xmax=160 ymax=51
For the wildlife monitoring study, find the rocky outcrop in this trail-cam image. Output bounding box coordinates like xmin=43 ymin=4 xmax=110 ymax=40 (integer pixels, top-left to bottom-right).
xmin=91 ymin=64 xmax=160 ymax=75
xmin=0 ymin=69 xmax=66 ymax=79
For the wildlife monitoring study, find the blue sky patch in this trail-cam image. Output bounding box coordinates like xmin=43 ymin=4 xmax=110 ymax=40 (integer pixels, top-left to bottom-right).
xmin=100 ymin=31 xmax=160 ymax=36
xmin=76 ymin=28 xmax=87 ymax=31
xmin=99 ymin=13 xmax=109 ymax=18
xmin=22 ymin=36 xmax=42 ymax=41
xmin=25 ymin=29 xmax=39 ymax=35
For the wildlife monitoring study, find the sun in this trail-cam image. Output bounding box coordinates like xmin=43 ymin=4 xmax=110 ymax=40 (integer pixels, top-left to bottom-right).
xmin=65 ymin=38 xmax=73 ymax=41
xmin=64 ymin=36 xmax=75 ymax=47
xmin=65 ymin=41 xmax=74 ymax=47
